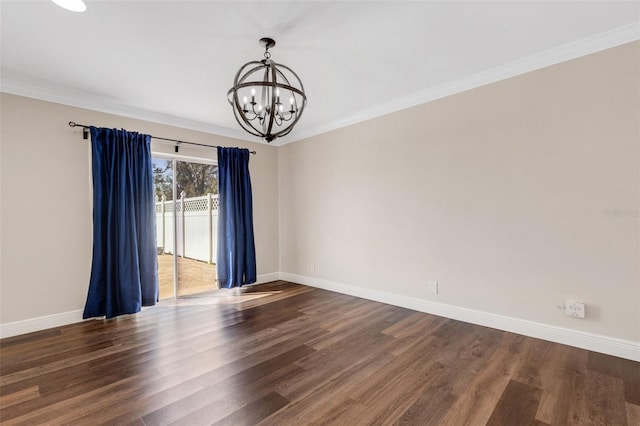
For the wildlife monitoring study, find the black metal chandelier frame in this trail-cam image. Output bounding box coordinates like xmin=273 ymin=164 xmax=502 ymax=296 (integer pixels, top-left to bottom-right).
xmin=227 ymin=38 xmax=307 ymax=142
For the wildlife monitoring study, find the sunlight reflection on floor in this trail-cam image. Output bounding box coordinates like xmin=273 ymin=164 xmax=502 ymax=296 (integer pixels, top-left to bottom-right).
xmin=159 ymin=290 xmax=284 ymax=306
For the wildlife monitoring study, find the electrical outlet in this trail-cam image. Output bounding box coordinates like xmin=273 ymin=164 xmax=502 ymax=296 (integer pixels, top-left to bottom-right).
xmin=428 ymin=281 xmax=438 ymax=295
xmin=565 ymin=301 xmax=585 ymax=318
xmin=310 ymin=263 xmax=315 ymax=273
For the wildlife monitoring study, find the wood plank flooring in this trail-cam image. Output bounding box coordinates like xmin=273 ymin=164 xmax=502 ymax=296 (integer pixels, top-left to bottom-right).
xmin=0 ymin=281 xmax=638 ymax=425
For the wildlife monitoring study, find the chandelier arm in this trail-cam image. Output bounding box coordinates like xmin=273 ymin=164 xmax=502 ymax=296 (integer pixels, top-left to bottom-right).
xmin=273 ymin=97 xmax=306 ymax=138
xmin=250 ymin=103 xmax=261 ymax=117
xmin=232 ymin=98 xmax=263 ymax=134
xmin=230 ymin=91 xmax=270 ymax=137
xmin=232 ymin=98 xmax=266 ymax=136
xmin=241 ymin=91 xmax=305 ymax=139
xmin=230 ymin=108 xmax=265 ymax=139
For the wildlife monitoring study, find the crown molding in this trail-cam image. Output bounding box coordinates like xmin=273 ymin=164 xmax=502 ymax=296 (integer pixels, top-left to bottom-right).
xmin=2 ymin=23 xmax=638 ymax=146
xmin=0 ymin=77 xmax=266 ymax=145
xmin=282 ymin=22 xmax=640 ymax=145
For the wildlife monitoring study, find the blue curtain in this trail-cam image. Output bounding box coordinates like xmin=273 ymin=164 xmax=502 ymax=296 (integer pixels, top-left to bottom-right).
xmin=83 ymin=127 xmax=159 ymax=319
xmin=217 ymin=147 xmax=257 ymax=288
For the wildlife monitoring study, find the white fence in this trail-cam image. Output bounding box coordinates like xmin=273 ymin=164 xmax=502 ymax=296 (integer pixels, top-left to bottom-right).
xmin=156 ymin=193 xmax=219 ymax=264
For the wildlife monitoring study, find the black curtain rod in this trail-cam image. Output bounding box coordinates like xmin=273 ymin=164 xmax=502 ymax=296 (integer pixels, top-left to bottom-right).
xmin=68 ymin=122 xmax=257 ymax=155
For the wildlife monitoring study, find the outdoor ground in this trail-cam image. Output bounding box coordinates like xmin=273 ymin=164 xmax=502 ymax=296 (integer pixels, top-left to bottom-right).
xmin=157 ymin=253 xmax=217 ymax=299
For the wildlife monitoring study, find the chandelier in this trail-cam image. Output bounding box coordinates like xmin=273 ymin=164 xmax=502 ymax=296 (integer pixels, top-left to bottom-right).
xmin=228 ymin=38 xmax=307 ymax=142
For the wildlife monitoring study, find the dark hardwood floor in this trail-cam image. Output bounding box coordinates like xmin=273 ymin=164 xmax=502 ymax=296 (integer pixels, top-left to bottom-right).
xmin=1 ymin=281 xmax=638 ymax=425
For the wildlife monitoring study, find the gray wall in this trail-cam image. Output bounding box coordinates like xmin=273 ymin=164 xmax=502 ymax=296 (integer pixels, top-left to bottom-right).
xmin=0 ymin=94 xmax=279 ymax=324
xmin=278 ymin=42 xmax=640 ymax=342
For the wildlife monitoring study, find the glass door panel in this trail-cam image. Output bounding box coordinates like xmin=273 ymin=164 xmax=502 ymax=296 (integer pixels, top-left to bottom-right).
xmin=175 ymin=160 xmax=219 ymax=296
xmin=153 ymin=157 xmax=176 ymax=300
xmin=153 ymin=156 xmax=218 ymax=299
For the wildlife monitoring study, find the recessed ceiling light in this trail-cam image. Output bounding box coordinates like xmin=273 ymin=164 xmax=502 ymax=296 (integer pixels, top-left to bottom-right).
xmin=51 ymin=0 xmax=87 ymax=12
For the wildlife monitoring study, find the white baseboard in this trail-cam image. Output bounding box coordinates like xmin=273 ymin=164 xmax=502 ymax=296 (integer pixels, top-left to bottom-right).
xmin=280 ymin=272 xmax=640 ymax=362
xmin=0 ymin=272 xmax=282 ymax=339
xmin=255 ymin=272 xmax=281 ymax=285
xmin=0 ymin=309 xmax=85 ymax=339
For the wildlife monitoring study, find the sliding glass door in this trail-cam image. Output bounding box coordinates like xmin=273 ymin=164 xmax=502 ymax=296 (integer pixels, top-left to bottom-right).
xmin=153 ymin=156 xmax=219 ymax=299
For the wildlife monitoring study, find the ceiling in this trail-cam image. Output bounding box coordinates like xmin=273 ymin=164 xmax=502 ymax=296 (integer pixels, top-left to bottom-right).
xmin=1 ymin=1 xmax=639 ymax=145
